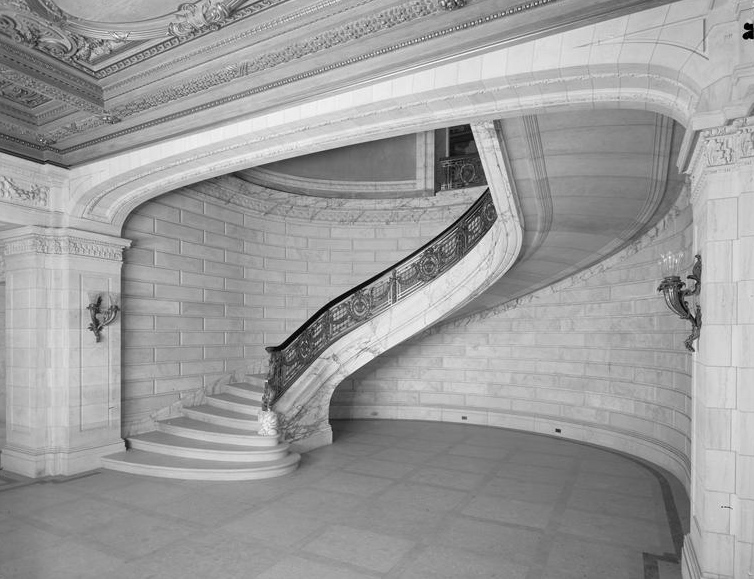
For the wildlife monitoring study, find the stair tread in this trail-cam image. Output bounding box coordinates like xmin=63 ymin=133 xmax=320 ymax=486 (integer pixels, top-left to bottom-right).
xmin=208 ymin=393 xmax=262 ymax=406
xmin=103 ymin=449 xmax=299 ymax=470
xmin=186 ymin=404 xmax=258 ymax=421
xmin=159 ymin=416 xmax=262 ymax=436
xmin=129 ymin=431 xmax=283 ymax=453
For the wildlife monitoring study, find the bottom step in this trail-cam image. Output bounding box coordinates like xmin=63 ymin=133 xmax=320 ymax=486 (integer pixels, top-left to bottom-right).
xmin=101 ymin=449 xmax=300 ymax=481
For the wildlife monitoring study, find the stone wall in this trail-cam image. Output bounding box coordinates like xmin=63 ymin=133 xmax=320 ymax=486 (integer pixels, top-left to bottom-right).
xmin=120 ymin=180 xmax=476 ymax=435
xmin=0 ymin=281 xmax=5 ymax=430
xmin=332 ymin=195 xmax=694 ymax=487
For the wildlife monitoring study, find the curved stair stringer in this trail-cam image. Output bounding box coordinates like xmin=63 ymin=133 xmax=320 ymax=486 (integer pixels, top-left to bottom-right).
xmin=273 ymin=120 xmax=524 ymax=451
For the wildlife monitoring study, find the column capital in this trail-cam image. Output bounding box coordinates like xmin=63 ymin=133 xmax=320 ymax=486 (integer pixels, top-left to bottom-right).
xmin=0 ymin=226 xmax=131 ymax=263
xmin=687 ymin=116 xmax=754 ymax=203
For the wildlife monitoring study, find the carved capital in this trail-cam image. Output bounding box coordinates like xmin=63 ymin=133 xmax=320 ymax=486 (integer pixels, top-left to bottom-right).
xmin=686 ymin=116 xmax=754 ymax=201
xmin=0 ymin=226 xmax=131 ymax=262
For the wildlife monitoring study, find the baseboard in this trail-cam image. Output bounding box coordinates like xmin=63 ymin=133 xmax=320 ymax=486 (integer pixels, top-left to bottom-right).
xmin=0 ymin=440 xmax=126 ymax=478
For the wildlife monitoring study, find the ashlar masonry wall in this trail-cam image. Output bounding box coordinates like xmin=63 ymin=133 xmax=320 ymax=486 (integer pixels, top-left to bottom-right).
xmin=0 ymin=281 xmax=5 ymax=432
xmin=120 ymin=178 xmax=478 ymax=435
xmin=332 ymin=194 xmax=694 ymax=487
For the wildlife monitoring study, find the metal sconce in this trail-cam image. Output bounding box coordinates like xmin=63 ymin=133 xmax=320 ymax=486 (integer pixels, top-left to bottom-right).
xmin=86 ymin=295 xmax=119 ymax=342
xmin=657 ymin=251 xmax=702 ymax=352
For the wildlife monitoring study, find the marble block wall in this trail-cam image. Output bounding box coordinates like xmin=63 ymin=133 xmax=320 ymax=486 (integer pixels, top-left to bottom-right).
xmin=331 ymin=195 xmax=694 ymax=487
xmin=120 ymin=179 xmax=478 ymax=435
xmin=0 ymin=281 xmax=5 ymax=430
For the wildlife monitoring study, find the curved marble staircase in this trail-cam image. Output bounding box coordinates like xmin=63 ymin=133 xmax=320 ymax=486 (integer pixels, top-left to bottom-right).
xmin=102 ymin=375 xmax=300 ymax=480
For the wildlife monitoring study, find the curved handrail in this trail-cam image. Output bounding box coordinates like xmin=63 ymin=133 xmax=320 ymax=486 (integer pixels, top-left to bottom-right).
xmin=264 ymin=188 xmax=497 ymax=407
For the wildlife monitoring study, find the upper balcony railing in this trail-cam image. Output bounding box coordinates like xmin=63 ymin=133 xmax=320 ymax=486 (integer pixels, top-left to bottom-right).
xmin=439 ymin=154 xmax=486 ymax=191
xmin=264 ymin=188 xmax=497 ymax=407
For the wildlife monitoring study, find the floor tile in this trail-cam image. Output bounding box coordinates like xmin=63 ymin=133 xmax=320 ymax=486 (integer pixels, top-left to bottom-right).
xmin=543 ymin=533 xmax=643 ymax=579
xmin=302 ymin=524 xmax=415 ymax=573
xmin=0 ymin=419 xmax=687 ymax=579
xmin=462 ymin=495 xmax=555 ymax=529
xmin=396 ymin=544 xmax=529 ymax=579
xmin=255 ymin=555 xmax=378 ymax=579
xmin=430 ymin=515 xmax=543 ymax=565
xmin=407 ymin=465 xmax=487 ymax=491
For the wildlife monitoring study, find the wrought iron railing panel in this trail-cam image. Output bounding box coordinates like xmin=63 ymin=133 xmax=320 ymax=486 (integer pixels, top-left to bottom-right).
xmin=265 ymin=189 xmax=497 ymax=405
xmin=439 ymin=154 xmax=487 ymax=190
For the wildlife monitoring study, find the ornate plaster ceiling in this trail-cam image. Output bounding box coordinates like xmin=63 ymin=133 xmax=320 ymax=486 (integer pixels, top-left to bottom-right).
xmin=0 ymin=0 xmax=680 ymax=167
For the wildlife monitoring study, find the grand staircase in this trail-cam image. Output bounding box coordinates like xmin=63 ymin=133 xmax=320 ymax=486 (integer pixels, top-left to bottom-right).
xmin=103 ymin=120 xmax=521 ymax=481
xmin=102 ymin=374 xmax=300 ymax=480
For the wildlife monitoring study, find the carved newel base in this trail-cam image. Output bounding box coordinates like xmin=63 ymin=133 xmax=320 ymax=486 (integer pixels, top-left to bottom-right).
xmin=257 ymin=410 xmax=280 ymax=437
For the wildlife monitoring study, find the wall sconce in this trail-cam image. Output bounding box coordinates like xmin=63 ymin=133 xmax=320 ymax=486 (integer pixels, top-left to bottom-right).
xmin=86 ymin=295 xmax=119 ymax=342
xmin=657 ymin=251 xmax=701 ymax=352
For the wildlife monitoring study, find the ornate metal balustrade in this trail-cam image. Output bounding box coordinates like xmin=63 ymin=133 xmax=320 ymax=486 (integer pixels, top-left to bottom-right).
xmin=439 ymin=154 xmax=486 ymax=190
xmin=265 ymin=189 xmax=497 ymax=406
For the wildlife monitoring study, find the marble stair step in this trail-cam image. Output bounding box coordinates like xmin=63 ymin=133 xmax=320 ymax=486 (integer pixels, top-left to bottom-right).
xmin=127 ymin=431 xmax=290 ymax=462
xmin=157 ymin=416 xmax=278 ymax=446
xmin=245 ymin=373 xmax=267 ymax=387
xmin=101 ymin=449 xmax=300 ymax=481
xmin=222 ymin=381 xmax=264 ymax=401
xmin=205 ymin=393 xmax=261 ymax=416
xmin=183 ymin=405 xmax=259 ymax=431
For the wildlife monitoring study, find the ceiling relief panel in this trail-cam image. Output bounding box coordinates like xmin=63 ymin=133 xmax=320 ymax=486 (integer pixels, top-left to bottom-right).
xmin=0 ymin=0 xmax=684 ymax=166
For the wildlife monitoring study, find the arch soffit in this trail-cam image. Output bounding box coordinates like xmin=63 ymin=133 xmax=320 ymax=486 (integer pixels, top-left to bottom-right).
xmin=69 ymin=63 xmax=701 ymax=236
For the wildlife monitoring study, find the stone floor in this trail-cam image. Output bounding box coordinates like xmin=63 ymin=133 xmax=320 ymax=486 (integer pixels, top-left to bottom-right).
xmin=0 ymin=419 xmax=688 ymax=579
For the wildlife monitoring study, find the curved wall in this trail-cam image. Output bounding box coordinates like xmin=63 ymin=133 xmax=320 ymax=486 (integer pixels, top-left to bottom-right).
xmin=331 ymin=193 xmax=694 ymax=487
xmin=120 ymin=178 xmax=479 ymax=434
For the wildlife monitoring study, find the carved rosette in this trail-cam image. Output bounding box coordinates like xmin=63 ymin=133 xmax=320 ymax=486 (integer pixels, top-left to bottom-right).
xmin=347 ymin=289 xmax=373 ymax=321
xmin=687 ymin=116 xmax=754 ymax=201
xmin=416 ymin=247 xmax=441 ymax=281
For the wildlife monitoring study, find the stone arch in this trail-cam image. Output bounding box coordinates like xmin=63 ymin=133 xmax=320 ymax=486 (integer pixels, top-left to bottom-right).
xmin=65 ymin=61 xmax=701 ymax=237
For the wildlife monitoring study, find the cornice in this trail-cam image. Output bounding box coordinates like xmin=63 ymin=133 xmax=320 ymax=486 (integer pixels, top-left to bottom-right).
xmin=238 ymin=167 xmax=430 ymax=199
xmin=686 ymin=115 xmax=754 ymax=203
xmin=187 ymin=176 xmax=481 ymax=225
xmin=39 ymin=0 xmax=562 ymax=151
xmin=0 ymin=226 xmax=130 ymax=260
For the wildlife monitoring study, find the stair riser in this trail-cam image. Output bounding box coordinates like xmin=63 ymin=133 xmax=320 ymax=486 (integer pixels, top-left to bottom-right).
xmin=128 ymin=439 xmax=290 ymax=463
xmin=222 ymin=386 xmax=264 ymax=401
xmin=206 ymin=398 xmax=260 ymax=416
xmin=101 ymin=459 xmax=299 ymax=481
xmin=157 ymin=423 xmax=278 ymax=447
xmin=183 ymin=409 xmax=259 ymax=431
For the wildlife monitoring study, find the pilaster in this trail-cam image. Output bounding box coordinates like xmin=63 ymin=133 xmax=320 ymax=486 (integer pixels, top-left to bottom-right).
xmin=0 ymin=226 xmax=131 ymax=477
xmin=682 ymin=117 xmax=754 ymax=579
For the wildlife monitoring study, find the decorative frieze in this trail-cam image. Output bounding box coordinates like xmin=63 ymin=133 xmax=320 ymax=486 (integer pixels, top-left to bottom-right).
xmin=0 ymin=175 xmax=49 ymax=207
xmin=0 ymin=227 xmax=130 ymax=261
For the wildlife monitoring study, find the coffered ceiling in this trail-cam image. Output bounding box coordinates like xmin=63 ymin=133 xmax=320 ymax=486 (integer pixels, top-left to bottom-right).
xmin=0 ymin=0 xmax=679 ymax=167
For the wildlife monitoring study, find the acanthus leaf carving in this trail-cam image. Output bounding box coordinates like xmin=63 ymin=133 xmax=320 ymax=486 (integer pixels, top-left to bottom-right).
xmin=168 ymin=0 xmax=232 ymax=38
